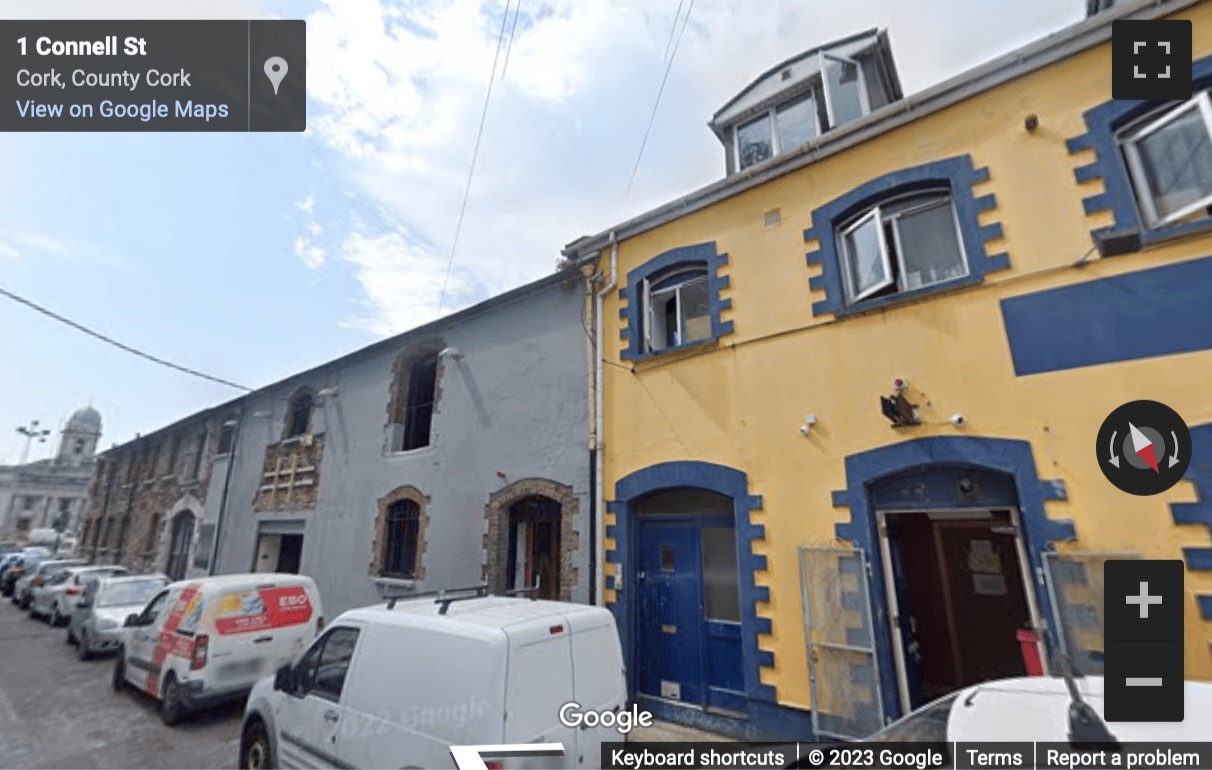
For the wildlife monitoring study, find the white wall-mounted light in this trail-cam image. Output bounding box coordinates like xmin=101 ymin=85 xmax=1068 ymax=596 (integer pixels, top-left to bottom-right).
xmin=251 ymin=411 xmax=271 ymax=419
xmin=316 ymin=387 xmax=339 ymax=399
xmin=440 ymin=346 xmax=463 ymax=360
xmin=799 ymin=414 xmax=817 ymax=436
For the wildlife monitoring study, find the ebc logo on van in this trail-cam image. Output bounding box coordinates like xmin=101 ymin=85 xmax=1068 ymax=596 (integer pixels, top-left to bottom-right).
xmin=213 ymin=585 xmax=312 ymax=635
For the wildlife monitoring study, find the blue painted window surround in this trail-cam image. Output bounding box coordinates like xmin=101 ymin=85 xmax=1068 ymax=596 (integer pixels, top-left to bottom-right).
xmin=620 ymin=242 xmax=733 ymax=362
xmin=803 ymin=155 xmax=1009 ymax=317
xmin=1067 ymin=54 xmax=1212 ymax=248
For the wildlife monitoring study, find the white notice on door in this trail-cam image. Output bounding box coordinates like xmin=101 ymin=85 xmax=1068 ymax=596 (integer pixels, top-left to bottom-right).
xmin=973 ymin=573 xmax=1007 ymax=595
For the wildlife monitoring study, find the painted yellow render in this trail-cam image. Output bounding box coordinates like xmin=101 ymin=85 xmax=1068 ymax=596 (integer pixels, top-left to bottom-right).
xmin=598 ymin=2 xmax=1212 ymax=712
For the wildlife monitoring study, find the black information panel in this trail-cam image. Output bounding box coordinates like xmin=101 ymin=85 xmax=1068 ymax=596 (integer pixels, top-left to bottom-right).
xmin=1104 ymin=559 xmax=1186 ymax=722
xmin=597 ymin=743 xmax=1212 ymax=770
xmin=0 ymin=21 xmax=305 ymax=131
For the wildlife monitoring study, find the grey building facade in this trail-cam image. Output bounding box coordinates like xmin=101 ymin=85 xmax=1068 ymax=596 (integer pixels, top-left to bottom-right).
xmin=196 ymin=270 xmax=593 ymax=618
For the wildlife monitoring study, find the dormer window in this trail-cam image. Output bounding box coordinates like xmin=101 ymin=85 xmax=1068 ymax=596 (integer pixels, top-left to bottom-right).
xmin=737 ymin=95 xmax=823 ymax=171
xmin=713 ymin=29 xmax=902 ymax=175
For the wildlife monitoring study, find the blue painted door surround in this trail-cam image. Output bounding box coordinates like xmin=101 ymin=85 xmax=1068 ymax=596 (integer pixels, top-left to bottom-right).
xmin=831 ymin=438 xmax=1076 ymax=723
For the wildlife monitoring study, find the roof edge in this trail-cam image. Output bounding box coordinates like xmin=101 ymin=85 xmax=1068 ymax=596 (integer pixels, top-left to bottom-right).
xmin=563 ymin=0 xmax=1194 ymax=258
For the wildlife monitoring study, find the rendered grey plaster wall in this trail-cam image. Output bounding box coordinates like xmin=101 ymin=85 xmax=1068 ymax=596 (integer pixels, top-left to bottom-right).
xmin=212 ymin=273 xmax=591 ymax=618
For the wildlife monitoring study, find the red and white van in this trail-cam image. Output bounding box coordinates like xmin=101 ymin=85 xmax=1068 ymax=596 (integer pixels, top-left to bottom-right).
xmin=113 ymin=573 xmax=323 ymax=725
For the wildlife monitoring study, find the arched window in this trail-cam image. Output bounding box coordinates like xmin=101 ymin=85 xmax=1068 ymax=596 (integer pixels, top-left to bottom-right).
xmin=381 ymin=500 xmax=420 ymax=579
xmin=403 ymin=353 xmax=438 ymax=450
xmin=285 ymin=390 xmax=314 ymax=439
xmin=166 ymin=512 xmax=196 ymax=581
xmin=643 ymin=265 xmax=710 ymax=353
xmin=837 ymin=190 xmax=966 ymax=303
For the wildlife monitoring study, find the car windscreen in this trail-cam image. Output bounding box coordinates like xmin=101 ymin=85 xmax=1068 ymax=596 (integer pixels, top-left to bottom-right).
xmin=98 ymin=580 xmax=167 ymax=607
xmin=865 ymin=692 xmax=959 ymax=742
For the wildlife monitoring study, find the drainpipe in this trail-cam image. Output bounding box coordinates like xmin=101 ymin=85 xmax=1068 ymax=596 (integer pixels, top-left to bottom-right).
xmin=581 ymin=264 xmax=598 ymax=606
xmin=593 ymin=231 xmax=619 ymax=606
xmin=209 ymin=410 xmax=243 ymax=576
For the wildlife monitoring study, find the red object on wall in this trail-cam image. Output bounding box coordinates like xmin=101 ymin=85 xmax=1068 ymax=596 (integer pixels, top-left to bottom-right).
xmin=1017 ymin=629 xmax=1045 ymax=676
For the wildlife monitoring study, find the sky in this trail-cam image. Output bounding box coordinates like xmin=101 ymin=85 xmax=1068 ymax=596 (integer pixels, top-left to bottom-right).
xmin=0 ymin=0 xmax=1085 ymax=464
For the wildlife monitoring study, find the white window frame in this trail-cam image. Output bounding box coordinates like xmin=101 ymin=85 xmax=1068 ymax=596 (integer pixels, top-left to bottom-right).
xmin=838 ymin=191 xmax=968 ymax=304
xmin=819 ymin=51 xmax=870 ymax=129
xmin=1121 ymin=91 xmax=1212 ymax=228
xmin=840 ymin=207 xmax=893 ymax=302
xmin=642 ymin=267 xmax=710 ymax=353
xmin=734 ymin=89 xmax=824 ymax=171
xmin=735 ymin=112 xmax=776 ymax=172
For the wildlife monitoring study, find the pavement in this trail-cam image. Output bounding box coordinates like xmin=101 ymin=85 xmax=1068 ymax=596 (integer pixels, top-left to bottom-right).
xmin=0 ymin=596 xmax=241 ymax=769
xmin=627 ymin=719 xmax=736 ymax=743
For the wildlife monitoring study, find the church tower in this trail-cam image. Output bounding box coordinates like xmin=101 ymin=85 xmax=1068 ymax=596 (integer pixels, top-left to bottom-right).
xmin=56 ymin=406 xmax=102 ymax=467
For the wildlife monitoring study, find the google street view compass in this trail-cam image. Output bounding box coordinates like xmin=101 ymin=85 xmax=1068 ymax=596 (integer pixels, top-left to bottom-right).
xmin=1096 ymin=400 xmax=1191 ymax=495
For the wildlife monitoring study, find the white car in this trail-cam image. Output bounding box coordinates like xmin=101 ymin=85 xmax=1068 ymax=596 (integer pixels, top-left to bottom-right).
xmin=29 ymin=565 xmax=128 ymax=625
xmin=785 ymin=674 xmax=1212 ymax=760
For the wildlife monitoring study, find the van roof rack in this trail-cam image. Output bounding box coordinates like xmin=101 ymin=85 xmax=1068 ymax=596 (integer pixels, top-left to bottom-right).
xmin=386 ymin=583 xmax=488 ymax=610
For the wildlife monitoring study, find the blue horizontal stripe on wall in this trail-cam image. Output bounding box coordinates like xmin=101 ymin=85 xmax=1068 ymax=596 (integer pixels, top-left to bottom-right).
xmin=1000 ymin=256 xmax=1212 ymax=376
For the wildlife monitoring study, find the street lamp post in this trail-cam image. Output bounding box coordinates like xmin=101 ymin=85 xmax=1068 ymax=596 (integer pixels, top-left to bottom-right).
xmin=16 ymin=420 xmax=51 ymax=465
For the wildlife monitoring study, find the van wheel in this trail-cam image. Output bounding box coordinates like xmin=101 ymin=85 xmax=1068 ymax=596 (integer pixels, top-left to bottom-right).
xmin=65 ymin=626 xmax=76 ymax=645
xmin=50 ymin=607 xmax=62 ymax=626
xmin=112 ymin=655 xmax=127 ymax=692
xmin=160 ymin=674 xmax=183 ymax=726
xmin=240 ymin=721 xmax=274 ymax=769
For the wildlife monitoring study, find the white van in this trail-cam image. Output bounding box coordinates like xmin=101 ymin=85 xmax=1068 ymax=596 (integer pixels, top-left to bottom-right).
xmin=113 ymin=573 xmax=324 ymax=726
xmin=239 ymin=589 xmax=628 ymax=769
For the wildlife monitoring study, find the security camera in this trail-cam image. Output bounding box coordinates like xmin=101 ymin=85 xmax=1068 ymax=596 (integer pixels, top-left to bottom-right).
xmin=800 ymin=424 xmax=810 ymax=436
xmin=950 ymin=414 xmax=966 ymax=428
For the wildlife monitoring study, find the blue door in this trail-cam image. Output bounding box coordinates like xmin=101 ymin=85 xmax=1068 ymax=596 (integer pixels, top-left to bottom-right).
xmin=635 ymin=489 xmax=744 ymax=715
xmin=637 ymin=520 xmax=705 ymax=705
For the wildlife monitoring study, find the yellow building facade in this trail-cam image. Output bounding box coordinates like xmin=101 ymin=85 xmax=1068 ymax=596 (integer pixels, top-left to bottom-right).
xmin=563 ymin=0 xmax=1212 ymax=741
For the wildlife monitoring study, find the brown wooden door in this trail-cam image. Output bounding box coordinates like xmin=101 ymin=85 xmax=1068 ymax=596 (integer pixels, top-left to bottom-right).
xmin=933 ymin=517 xmax=1031 ymax=685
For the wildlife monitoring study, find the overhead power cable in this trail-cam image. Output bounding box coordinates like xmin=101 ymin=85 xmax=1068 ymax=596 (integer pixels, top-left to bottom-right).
xmin=436 ymin=0 xmax=514 ymax=316
xmin=0 ymin=283 xmax=252 ymax=392
xmin=626 ymin=0 xmax=696 ymax=196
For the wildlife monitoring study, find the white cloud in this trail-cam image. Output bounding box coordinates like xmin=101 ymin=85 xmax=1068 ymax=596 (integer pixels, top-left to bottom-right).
xmin=294 ymin=236 xmax=326 ymax=270
xmin=301 ymin=0 xmax=1082 ymax=337
xmin=337 ymin=223 xmax=481 ymax=336
xmin=0 ymin=228 xmax=131 ymax=272
xmin=296 ymin=196 xmax=316 ymax=215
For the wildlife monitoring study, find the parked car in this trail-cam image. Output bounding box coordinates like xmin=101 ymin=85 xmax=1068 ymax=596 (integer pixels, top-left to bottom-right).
xmin=14 ymin=558 xmax=85 ymax=609
xmin=784 ymin=674 xmax=1212 ymax=765
xmin=4 ymin=552 xmax=54 ymax=599
xmin=29 ymin=564 xmax=129 ymax=625
xmin=239 ymin=590 xmax=627 ymax=770
xmin=113 ymin=573 xmax=323 ymax=726
xmin=69 ymin=573 xmax=169 ymax=660
xmin=0 ymin=541 xmax=18 ymax=556
xmin=0 ymin=547 xmax=52 ymax=589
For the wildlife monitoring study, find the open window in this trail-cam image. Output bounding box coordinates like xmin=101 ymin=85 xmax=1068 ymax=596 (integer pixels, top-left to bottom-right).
xmin=1120 ymin=91 xmax=1212 ymax=228
xmin=402 ymin=352 xmax=437 ymax=451
xmin=837 ymin=191 xmax=967 ymax=304
xmin=643 ymin=265 xmax=711 ymax=353
xmin=285 ymin=390 xmax=314 ymax=439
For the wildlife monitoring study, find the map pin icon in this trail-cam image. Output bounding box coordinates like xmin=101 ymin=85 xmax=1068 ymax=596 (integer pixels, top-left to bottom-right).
xmin=264 ymin=57 xmax=288 ymax=95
